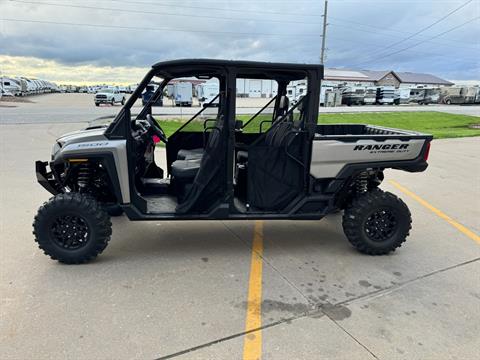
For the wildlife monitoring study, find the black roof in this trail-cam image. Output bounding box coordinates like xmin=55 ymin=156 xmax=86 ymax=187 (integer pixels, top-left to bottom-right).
xmin=151 ymin=59 xmax=323 ymax=80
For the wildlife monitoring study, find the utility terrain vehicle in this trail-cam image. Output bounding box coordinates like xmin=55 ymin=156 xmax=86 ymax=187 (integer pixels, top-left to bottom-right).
xmin=34 ymin=59 xmax=432 ymax=264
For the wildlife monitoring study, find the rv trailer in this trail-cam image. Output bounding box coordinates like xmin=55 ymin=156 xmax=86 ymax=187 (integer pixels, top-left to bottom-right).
xmin=376 ymin=86 xmax=395 ymax=105
xmin=393 ymin=88 xmax=410 ymax=105
xmin=341 ymin=86 xmax=365 ymax=106
xmin=364 ymin=87 xmax=377 ymax=105
xmin=441 ymin=86 xmax=477 ymax=105
xmin=173 ymin=82 xmax=193 ymax=106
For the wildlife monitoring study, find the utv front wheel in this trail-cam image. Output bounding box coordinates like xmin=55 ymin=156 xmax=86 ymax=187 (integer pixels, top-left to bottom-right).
xmin=33 ymin=193 xmax=112 ymax=264
xmin=342 ymin=190 xmax=411 ymax=255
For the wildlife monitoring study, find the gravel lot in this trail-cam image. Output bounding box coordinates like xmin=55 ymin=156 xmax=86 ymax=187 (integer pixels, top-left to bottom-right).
xmin=1 ymin=97 xmax=479 ymax=359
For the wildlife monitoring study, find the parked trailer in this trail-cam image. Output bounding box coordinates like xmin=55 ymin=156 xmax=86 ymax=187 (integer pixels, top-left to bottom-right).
xmin=320 ymin=85 xmax=335 ymax=106
xmin=14 ymin=77 xmax=28 ymax=96
xmin=394 ymin=88 xmax=410 ymax=105
xmin=324 ymin=89 xmax=343 ymax=107
xmin=364 ymin=87 xmax=377 ymax=105
xmin=286 ymin=84 xmax=307 ymax=105
xmin=173 ymin=82 xmax=193 ymax=106
xmin=0 ymin=77 xmax=22 ymax=96
xmin=409 ymin=88 xmax=440 ymax=105
xmin=198 ymin=82 xmax=220 ymax=107
xmin=376 ymin=86 xmax=395 ymax=105
xmin=441 ymin=86 xmax=477 ymax=105
xmin=341 ymin=86 xmax=365 ymax=106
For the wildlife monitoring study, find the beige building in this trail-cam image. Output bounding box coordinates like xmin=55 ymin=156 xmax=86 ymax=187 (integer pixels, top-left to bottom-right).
xmin=324 ymin=68 xmax=453 ymax=88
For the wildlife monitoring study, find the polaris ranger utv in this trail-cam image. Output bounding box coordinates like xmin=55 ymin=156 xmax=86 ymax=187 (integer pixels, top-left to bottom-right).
xmin=33 ymin=59 xmax=432 ymax=264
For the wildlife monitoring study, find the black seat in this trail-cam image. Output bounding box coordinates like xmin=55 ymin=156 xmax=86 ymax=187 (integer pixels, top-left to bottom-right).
xmin=171 ymin=121 xmax=221 ymax=182
xmin=177 ymin=148 xmax=204 ymax=160
xmin=175 ymin=115 xmax=226 ymax=213
xmin=171 ymin=158 xmax=202 ymax=179
xmin=236 ymin=95 xmax=291 ymax=163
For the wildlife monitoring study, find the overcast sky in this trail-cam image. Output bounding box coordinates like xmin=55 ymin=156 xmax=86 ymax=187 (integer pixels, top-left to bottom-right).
xmin=0 ymin=0 xmax=478 ymax=84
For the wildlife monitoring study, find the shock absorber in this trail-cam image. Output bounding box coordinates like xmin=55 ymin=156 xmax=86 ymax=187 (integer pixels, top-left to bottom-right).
xmin=356 ymin=171 xmax=369 ymax=194
xmin=77 ymin=163 xmax=91 ymax=190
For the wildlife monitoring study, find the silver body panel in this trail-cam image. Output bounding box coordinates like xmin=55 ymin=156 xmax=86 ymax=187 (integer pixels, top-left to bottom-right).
xmin=310 ymin=137 xmax=425 ymax=178
xmin=53 ymin=128 xmax=130 ymax=203
xmin=56 ymin=128 xmax=107 ymax=145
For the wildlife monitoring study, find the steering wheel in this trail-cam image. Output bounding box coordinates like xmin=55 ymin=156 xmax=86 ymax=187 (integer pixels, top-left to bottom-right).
xmin=146 ymin=114 xmax=168 ymax=143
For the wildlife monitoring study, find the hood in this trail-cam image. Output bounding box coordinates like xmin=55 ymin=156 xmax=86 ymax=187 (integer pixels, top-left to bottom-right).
xmin=56 ymin=126 xmax=107 ymax=147
xmin=95 ymin=92 xmax=113 ymax=96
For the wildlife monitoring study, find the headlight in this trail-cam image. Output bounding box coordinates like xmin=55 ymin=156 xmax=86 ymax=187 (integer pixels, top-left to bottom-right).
xmin=51 ymin=142 xmax=61 ymax=159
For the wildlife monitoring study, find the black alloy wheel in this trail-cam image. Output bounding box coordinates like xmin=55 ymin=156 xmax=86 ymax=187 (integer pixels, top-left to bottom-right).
xmin=342 ymin=189 xmax=411 ymax=255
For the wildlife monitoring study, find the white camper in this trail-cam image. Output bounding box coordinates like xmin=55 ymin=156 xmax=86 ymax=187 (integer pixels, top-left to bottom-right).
xmin=364 ymin=87 xmax=377 ymax=105
xmin=0 ymin=77 xmax=22 ymax=96
xmin=320 ymin=84 xmax=335 ymax=106
xmin=394 ymin=88 xmax=410 ymax=105
xmin=198 ymin=82 xmax=220 ymax=107
xmin=376 ymin=86 xmax=395 ymax=105
xmin=287 ymin=84 xmax=307 ymax=105
xmin=173 ymin=82 xmax=193 ymax=106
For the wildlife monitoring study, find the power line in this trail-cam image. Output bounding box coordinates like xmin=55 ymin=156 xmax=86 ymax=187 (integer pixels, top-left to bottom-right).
xmin=9 ymin=0 xmax=322 ymax=26
xmin=328 ymin=23 xmax=476 ymax=50
xmin=328 ymin=33 xmax=478 ymax=60
xmin=351 ymin=16 xmax=480 ymax=67
xmin=328 ymin=15 xmax=474 ymax=45
xmin=95 ymin=0 xmax=324 ymax=18
xmin=358 ymin=0 xmax=474 ymax=60
xmin=0 ymin=18 xmax=322 ymax=37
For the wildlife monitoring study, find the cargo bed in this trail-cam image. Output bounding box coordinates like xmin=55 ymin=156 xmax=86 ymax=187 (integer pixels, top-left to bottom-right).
xmin=311 ymin=124 xmax=432 ymax=179
xmin=315 ymin=124 xmax=429 ymax=139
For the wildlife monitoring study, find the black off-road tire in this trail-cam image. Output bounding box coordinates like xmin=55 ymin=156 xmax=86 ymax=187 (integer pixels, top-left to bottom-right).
xmin=33 ymin=193 xmax=112 ymax=264
xmin=342 ymin=189 xmax=411 ymax=255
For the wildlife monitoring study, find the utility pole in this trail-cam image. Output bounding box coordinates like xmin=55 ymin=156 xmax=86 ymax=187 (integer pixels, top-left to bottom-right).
xmin=320 ymin=0 xmax=328 ymax=64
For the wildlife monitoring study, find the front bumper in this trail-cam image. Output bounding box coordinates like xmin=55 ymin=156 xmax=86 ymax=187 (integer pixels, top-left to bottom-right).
xmin=35 ymin=161 xmax=60 ymax=195
xmin=95 ymin=99 xmax=112 ymax=103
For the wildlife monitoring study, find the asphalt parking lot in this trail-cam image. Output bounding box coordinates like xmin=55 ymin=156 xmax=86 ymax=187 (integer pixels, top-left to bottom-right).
xmin=0 ymin=93 xmax=478 ymax=124
xmin=1 ymin=105 xmax=479 ymax=359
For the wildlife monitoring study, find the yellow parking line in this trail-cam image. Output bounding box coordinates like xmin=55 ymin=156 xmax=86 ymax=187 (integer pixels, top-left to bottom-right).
xmin=243 ymin=220 xmax=264 ymax=360
xmin=389 ymin=180 xmax=480 ymax=244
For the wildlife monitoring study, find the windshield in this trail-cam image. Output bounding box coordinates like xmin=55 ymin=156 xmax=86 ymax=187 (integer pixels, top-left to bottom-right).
xmin=99 ymin=88 xmax=113 ymax=93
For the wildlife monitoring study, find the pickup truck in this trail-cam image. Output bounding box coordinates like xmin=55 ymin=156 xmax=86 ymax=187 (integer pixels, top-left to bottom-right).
xmin=94 ymin=88 xmax=125 ymax=106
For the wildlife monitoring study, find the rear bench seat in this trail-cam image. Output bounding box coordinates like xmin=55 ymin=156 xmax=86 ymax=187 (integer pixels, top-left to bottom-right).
xmin=177 ymin=148 xmax=204 ymax=160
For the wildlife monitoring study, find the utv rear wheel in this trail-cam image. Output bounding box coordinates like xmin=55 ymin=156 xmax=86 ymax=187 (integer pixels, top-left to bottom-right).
xmin=342 ymin=190 xmax=411 ymax=255
xmin=33 ymin=193 xmax=112 ymax=264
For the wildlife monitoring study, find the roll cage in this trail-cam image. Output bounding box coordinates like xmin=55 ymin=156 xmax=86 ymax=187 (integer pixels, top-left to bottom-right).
xmin=103 ymin=59 xmax=323 ymax=219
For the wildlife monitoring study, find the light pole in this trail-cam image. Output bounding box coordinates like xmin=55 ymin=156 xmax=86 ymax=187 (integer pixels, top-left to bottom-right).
xmin=320 ymin=0 xmax=328 ymax=64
